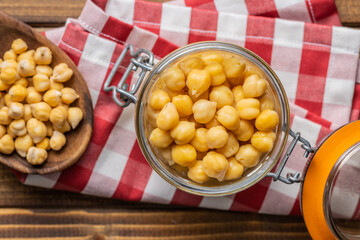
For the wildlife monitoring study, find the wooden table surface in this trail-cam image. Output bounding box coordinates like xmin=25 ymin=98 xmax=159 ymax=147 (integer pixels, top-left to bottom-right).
xmin=0 ymin=0 xmax=359 ymax=239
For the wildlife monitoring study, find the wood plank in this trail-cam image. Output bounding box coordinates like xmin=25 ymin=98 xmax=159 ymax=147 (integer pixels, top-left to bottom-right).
xmin=0 ymin=0 xmax=85 ymax=26
xmin=335 ymin=0 xmax=360 ymax=26
xmin=0 ymin=209 xmax=311 ymax=239
xmin=0 ymin=0 xmax=359 ymax=27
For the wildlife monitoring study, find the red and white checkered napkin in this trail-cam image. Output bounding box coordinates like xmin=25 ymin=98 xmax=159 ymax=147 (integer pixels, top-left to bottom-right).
xmin=15 ymin=0 xmax=360 ymax=217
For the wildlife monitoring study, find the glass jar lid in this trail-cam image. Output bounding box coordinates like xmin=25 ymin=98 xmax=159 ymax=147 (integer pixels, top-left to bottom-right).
xmin=324 ymin=141 xmax=360 ymax=239
xmin=302 ymin=120 xmax=360 ymax=240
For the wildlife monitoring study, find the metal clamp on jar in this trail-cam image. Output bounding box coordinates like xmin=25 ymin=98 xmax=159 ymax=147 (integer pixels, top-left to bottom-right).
xmin=103 ymin=41 xmax=360 ymax=240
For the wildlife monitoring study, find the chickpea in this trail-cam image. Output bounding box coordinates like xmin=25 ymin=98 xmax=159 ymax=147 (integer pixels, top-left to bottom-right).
xmin=201 ymin=52 xmax=224 ymax=65
xmin=235 ymin=144 xmax=261 ymax=168
xmin=4 ymin=49 xmax=17 ymax=61
xmin=188 ymin=88 xmax=209 ymax=103
xmin=36 ymin=137 xmax=51 ymax=150
xmin=4 ymin=93 xmax=13 ymax=107
xmin=31 ymin=102 xmax=52 ymax=122
xmin=244 ymin=68 xmax=260 ymax=80
xmin=224 ymin=157 xmax=244 ymax=181
xmin=232 ymin=85 xmax=245 ymax=103
xmin=170 ymin=121 xmax=195 ymax=144
xmin=192 ymin=99 xmax=217 ymax=124
xmin=14 ymin=134 xmax=33 ymax=157
xmin=171 ymin=144 xmax=197 ymax=167
xmin=172 ymin=95 xmax=193 ymax=117
xmin=0 ymin=59 xmax=17 ymax=69
xmin=216 ymin=106 xmax=240 ymax=131
xmin=11 ymin=39 xmax=28 ymax=54
xmin=8 ymin=102 xmax=24 ymax=120
xmin=207 ymin=126 xmax=228 ymax=149
xmin=147 ymin=107 xmax=159 ymax=128
xmin=0 ymin=107 xmax=12 ymax=125
xmin=51 ymin=63 xmax=73 ymax=83
xmin=190 ymin=128 xmax=209 ymax=152
xmin=53 ymin=120 xmax=71 ymax=133
xmin=149 ymin=128 xmax=173 ymax=148
xmin=251 ymin=131 xmax=276 ymax=152
xmin=162 ymin=85 xmax=185 ymax=99
xmin=0 ymin=67 xmax=19 ymax=85
xmin=235 ymin=98 xmax=260 ymax=120
xmin=232 ymin=119 xmax=254 ymax=142
xmin=17 ymin=50 xmax=35 ymax=62
xmin=205 ymin=63 xmax=226 ymax=86
xmin=26 ymin=146 xmax=47 ymax=165
xmin=259 ymin=94 xmax=275 ymax=111
xmin=34 ymin=47 xmax=52 ymax=65
xmin=27 ymin=118 xmax=47 ymax=144
xmin=49 ymin=130 xmax=66 ymax=151
xmin=23 ymin=104 xmax=32 ymax=121
xmin=149 ymin=89 xmax=170 ymax=110
xmin=243 ymin=74 xmax=267 ymax=98
xmin=17 ymin=59 xmax=36 ymax=77
xmin=202 ymin=151 xmax=229 ymax=181
xmin=60 ymin=87 xmax=79 ymax=104
xmin=216 ymin=133 xmax=239 ymax=158
xmin=178 ymin=57 xmax=204 ymax=76
xmin=205 ymin=118 xmax=221 ymax=129
xmin=161 ymin=67 xmax=186 ymax=91
xmin=0 ymin=134 xmax=15 ymax=154
xmin=158 ymin=146 xmax=174 ymax=166
xmin=255 ymin=109 xmax=279 ymax=131
xmin=187 ymin=69 xmax=211 ymax=98
xmin=49 ymin=106 xmax=67 ymax=129
xmin=209 ymin=85 xmax=233 ymax=109
xmin=156 ymin=102 xmax=179 ymax=131
xmin=36 ymin=65 xmax=53 ymax=77
xmin=49 ymin=78 xmax=64 ymax=91
xmin=67 ymin=107 xmax=83 ymax=129
xmin=188 ymin=160 xmax=210 ymax=183
xmin=9 ymin=119 xmax=27 ymax=136
xmin=13 ymin=78 xmax=28 ymax=88
xmin=26 ymin=87 xmax=42 ymax=104
xmin=33 ymin=73 xmax=50 ymax=92
xmin=223 ymin=57 xmax=246 ymax=85
xmin=0 ymin=80 xmax=10 ymax=91
xmin=43 ymin=89 xmax=61 ymax=107
xmin=8 ymin=84 xmax=28 ymax=102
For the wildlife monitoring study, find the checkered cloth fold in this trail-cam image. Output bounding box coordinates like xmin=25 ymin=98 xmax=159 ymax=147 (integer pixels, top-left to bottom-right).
xmin=15 ymin=0 xmax=360 ymax=217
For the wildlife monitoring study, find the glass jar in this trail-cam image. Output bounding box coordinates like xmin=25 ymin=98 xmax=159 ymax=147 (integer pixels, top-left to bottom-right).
xmin=104 ymin=41 xmax=359 ymax=240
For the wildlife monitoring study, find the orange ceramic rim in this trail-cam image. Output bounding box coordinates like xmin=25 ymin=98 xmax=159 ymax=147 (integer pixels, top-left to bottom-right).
xmin=302 ymin=120 xmax=360 ymax=240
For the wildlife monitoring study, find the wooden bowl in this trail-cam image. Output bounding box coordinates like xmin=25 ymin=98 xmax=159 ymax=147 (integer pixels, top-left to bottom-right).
xmin=0 ymin=10 xmax=93 ymax=174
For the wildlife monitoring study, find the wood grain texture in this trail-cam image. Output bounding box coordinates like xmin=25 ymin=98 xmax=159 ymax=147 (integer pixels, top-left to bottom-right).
xmin=0 ymin=208 xmax=311 ymax=239
xmin=0 ymin=0 xmax=86 ymax=27
xmin=336 ymin=0 xmax=360 ymax=26
xmin=0 ymin=10 xmax=93 ymax=174
xmin=0 ymin=163 xmax=311 ymax=239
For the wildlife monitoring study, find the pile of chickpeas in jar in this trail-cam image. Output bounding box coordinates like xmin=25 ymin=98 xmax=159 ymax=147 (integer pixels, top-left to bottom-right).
xmin=147 ymin=50 xmax=279 ymax=184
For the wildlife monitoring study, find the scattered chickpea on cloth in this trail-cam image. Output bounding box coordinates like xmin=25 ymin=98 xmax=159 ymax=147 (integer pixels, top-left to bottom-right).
xmin=147 ymin=51 xmax=279 ymax=184
xmin=0 ymin=38 xmax=84 ymax=165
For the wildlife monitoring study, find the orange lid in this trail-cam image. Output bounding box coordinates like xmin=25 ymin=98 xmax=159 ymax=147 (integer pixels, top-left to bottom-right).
xmin=302 ymin=120 xmax=360 ymax=240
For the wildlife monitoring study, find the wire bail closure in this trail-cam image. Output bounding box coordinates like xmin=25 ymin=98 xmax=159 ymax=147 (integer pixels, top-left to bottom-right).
xmin=266 ymin=128 xmax=315 ymax=184
xmin=103 ymin=44 xmax=154 ymax=107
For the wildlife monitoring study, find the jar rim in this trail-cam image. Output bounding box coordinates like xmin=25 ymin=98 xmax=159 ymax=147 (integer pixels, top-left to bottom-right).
xmin=135 ymin=41 xmax=290 ymax=196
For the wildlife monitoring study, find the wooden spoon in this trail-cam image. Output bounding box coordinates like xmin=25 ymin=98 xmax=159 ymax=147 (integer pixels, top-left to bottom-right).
xmin=0 ymin=10 xmax=93 ymax=174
